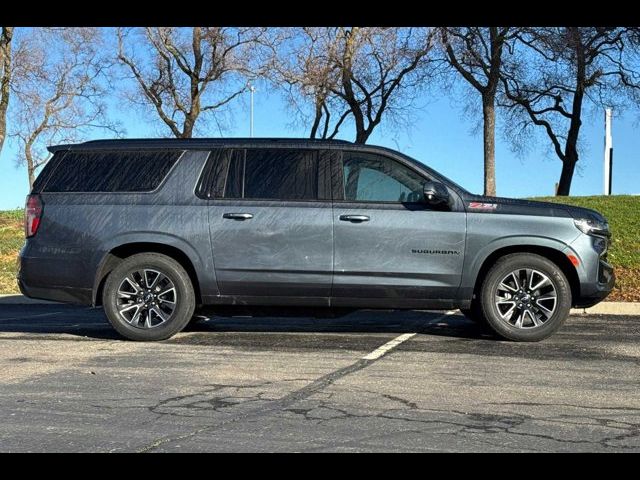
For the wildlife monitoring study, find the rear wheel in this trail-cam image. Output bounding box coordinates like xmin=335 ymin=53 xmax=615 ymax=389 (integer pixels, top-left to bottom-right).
xmin=479 ymin=253 xmax=571 ymax=342
xmin=103 ymin=253 xmax=196 ymax=341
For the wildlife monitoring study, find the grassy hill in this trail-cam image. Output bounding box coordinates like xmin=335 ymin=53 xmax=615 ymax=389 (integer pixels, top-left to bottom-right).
xmin=1 ymin=195 xmax=638 ymax=301
xmin=0 ymin=209 xmax=23 ymax=294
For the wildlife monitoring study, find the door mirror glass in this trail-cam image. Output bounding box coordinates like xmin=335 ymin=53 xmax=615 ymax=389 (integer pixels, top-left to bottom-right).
xmin=423 ymin=181 xmax=449 ymax=207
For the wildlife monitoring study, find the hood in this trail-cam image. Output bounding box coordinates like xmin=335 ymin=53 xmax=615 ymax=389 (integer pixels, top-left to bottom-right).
xmin=463 ymin=194 xmax=607 ymax=222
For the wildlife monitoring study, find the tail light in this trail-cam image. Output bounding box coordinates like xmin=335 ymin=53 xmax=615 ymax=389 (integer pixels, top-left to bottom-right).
xmin=25 ymin=194 xmax=43 ymax=238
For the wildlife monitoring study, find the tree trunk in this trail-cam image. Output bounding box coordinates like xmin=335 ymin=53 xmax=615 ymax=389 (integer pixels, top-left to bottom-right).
xmin=354 ymin=130 xmax=370 ymax=144
xmin=556 ymin=28 xmax=585 ymax=197
xmin=181 ymin=117 xmax=195 ymax=138
xmin=556 ymin=154 xmax=577 ymax=196
xmin=482 ymin=95 xmax=497 ymax=196
xmin=25 ymin=147 xmax=35 ymax=191
xmin=309 ymin=99 xmax=323 ymax=139
xmin=0 ymin=27 xmax=13 ymax=157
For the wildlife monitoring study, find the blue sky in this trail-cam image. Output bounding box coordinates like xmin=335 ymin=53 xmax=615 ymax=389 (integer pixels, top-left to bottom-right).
xmin=1 ymin=77 xmax=638 ymax=210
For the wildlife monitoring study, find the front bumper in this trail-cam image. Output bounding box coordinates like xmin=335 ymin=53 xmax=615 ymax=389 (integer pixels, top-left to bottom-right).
xmin=566 ymin=232 xmax=616 ymax=308
xmin=574 ymin=258 xmax=615 ymax=308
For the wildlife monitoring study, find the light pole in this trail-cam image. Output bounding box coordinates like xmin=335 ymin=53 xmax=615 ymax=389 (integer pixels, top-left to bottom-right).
xmin=603 ymin=108 xmax=613 ymax=195
xmin=249 ymin=83 xmax=256 ymax=137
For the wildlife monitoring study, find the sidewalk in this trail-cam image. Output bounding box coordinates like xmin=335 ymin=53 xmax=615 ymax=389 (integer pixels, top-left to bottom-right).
xmin=1 ymin=294 xmax=638 ymax=315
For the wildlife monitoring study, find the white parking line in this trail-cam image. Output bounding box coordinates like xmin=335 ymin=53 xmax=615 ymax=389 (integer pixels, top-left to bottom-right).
xmin=361 ymin=310 xmax=459 ymax=361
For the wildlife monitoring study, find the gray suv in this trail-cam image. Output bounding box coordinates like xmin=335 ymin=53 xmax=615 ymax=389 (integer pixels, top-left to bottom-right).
xmin=18 ymin=138 xmax=614 ymax=342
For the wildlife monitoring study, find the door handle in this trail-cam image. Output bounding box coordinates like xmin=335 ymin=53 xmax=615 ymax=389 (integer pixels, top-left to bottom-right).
xmin=223 ymin=213 xmax=254 ymax=220
xmin=339 ymin=214 xmax=370 ymax=222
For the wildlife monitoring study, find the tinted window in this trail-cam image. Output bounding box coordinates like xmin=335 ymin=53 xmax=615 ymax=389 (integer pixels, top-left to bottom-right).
xmin=225 ymin=151 xmax=244 ymax=199
xmin=225 ymin=149 xmax=318 ymax=200
xmin=343 ymin=152 xmax=425 ymax=203
xmin=195 ymin=149 xmax=236 ymax=199
xmin=32 ymin=151 xmax=65 ymax=193
xmin=43 ymin=150 xmax=181 ymax=192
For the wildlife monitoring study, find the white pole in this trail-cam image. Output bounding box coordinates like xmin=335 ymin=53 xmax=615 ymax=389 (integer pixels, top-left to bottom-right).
xmin=604 ymin=108 xmax=613 ymax=195
xmin=249 ymin=84 xmax=255 ymax=137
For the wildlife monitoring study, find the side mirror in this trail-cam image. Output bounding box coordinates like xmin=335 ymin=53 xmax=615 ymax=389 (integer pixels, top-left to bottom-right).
xmin=423 ymin=181 xmax=450 ymax=207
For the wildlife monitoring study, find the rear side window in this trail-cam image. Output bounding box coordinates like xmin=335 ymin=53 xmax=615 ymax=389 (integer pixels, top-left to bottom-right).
xmin=32 ymin=151 xmax=65 ymax=193
xmin=225 ymin=149 xmax=318 ymax=201
xmin=42 ymin=150 xmax=181 ymax=193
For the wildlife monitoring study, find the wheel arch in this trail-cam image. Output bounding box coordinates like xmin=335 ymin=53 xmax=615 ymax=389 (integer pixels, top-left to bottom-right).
xmin=470 ymin=244 xmax=580 ymax=304
xmin=93 ymin=242 xmax=202 ymax=306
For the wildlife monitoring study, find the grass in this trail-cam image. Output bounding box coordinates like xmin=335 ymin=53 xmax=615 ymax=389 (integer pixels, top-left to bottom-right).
xmin=0 ymin=195 xmax=638 ymax=301
xmin=0 ymin=209 xmax=23 ymax=294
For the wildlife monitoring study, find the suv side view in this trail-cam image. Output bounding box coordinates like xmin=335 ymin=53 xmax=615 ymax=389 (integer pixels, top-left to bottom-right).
xmin=18 ymin=138 xmax=614 ymax=342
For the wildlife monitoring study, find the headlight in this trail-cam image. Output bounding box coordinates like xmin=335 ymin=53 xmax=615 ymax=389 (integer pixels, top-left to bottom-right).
xmin=574 ymin=218 xmax=610 ymax=237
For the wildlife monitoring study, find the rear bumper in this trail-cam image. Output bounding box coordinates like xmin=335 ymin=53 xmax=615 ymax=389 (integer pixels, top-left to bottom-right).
xmin=18 ymin=250 xmax=93 ymax=305
xmin=18 ymin=278 xmax=92 ymax=305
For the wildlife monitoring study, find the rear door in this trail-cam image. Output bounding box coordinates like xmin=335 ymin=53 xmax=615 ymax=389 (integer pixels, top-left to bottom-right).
xmin=331 ymin=150 xmax=466 ymax=305
xmin=204 ymin=147 xmax=334 ymax=301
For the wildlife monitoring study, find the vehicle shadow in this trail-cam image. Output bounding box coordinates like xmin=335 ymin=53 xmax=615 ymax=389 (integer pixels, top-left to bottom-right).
xmin=0 ymin=303 xmax=492 ymax=341
xmin=0 ymin=303 xmax=121 ymax=340
xmin=186 ymin=308 xmax=493 ymax=340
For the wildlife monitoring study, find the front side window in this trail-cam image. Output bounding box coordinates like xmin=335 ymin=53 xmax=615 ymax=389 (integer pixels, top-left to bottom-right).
xmin=342 ymin=152 xmax=426 ymax=203
xmin=225 ymin=149 xmax=318 ymax=201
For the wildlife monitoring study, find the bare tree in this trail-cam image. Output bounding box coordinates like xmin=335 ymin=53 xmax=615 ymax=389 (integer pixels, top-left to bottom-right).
xmin=10 ymin=28 xmax=121 ymax=188
xmin=440 ymin=27 xmax=517 ymax=196
xmin=502 ymin=27 xmax=640 ymax=196
xmin=268 ymin=28 xmax=347 ymax=139
xmin=272 ymin=27 xmax=437 ymax=143
xmin=117 ymin=27 xmax=269 ymax=138
xmin=0 ymin=27 xmax=13 ymax=157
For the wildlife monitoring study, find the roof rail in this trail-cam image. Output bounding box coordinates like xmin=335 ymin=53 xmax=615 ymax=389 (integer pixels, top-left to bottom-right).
xmin=48 ymin=137 xmax=353 ymax=153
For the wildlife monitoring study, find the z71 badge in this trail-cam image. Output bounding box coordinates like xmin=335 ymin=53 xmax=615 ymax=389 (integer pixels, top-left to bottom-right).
xmin=468 ymin=202 xmax=498 ymax=210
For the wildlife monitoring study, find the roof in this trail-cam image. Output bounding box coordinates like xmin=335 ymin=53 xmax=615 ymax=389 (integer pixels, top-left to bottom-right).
xmin=47 ymin=137 xmax=353 ymax=153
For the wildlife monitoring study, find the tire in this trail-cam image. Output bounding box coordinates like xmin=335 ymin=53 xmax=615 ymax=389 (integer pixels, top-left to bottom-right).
xmin=479 ymin=253 xmax=571 ymax=342
xmin=103 ymin=253 xmax=196 ymax=341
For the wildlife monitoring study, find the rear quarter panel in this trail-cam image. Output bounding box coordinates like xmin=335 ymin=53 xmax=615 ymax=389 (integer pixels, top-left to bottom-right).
xmin=24 ymin=150 xmax=217 ymax=298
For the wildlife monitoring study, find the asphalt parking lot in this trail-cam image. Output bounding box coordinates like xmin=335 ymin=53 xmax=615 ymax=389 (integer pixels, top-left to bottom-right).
xmin=0 ymin=302 xmax=639 ymax=452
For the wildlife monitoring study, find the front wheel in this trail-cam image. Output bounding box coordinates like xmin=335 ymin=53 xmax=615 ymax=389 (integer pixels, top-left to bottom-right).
xmin=479 ymin=253 xmax=571 ymax=342
xmin=103 ymin=253 xmax=196 ymax=341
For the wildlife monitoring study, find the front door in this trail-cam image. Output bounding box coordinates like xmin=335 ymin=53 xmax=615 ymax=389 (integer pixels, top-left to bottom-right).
xmin=207 ymin=148 xmax=334 ymax=300
xmin=331 ymin=150 xmax=466 ymax=305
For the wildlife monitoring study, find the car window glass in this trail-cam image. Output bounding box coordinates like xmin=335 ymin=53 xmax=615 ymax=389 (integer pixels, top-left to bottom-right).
xmin=343 ymin=153 xmax=425 ymax=202
xmin=43 ymin=150 xmax=181 ymax=192
xmin=225 ymin=149 xmax=318 ymax=201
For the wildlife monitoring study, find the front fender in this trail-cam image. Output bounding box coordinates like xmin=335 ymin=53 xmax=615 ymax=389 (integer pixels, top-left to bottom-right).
xmin=460 ymin=234 xmax=578 ymax=300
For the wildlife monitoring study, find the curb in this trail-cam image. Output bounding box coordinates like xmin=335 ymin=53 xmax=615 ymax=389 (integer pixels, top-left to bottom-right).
xmin=570 ymin=302 xmax=640 ymax=316
xmin=1 ymin=294 xmax=638 ymax=315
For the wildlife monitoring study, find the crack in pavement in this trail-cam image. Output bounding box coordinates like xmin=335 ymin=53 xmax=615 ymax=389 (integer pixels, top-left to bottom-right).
xmin=132 ymin=315 xmax=460 ymax=453
xmin=281 ymin=392 xmax=640 ymax=451
xmin=137 ymin=355 xmax=384 ymax=452
xmin=131 ymin=311 xmax=470 ymax=453
xmin=113 ymin=312 xmax=639 ymax=453
xmin=134 ymin=359 xmax=376 ymax=452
